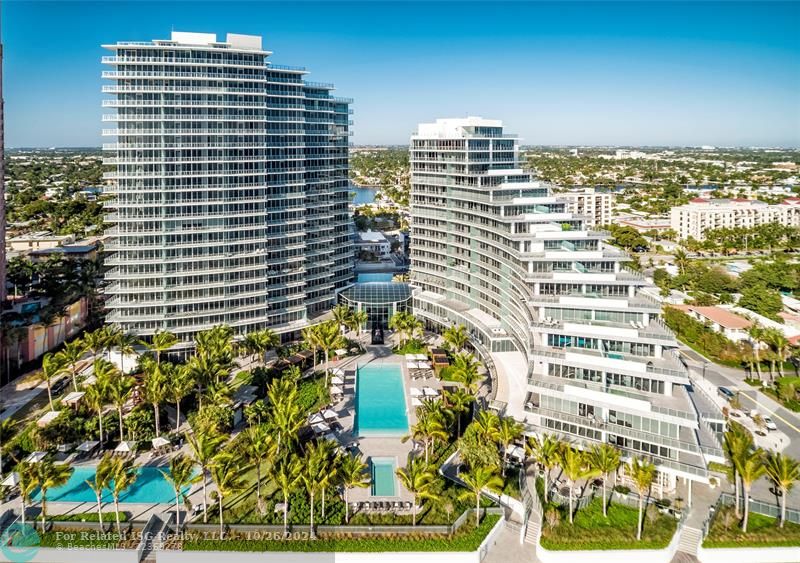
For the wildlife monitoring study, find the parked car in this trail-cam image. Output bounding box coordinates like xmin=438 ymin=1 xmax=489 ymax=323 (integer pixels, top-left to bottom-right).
xmin=52 ymin=377 xmax=71 ymax=395
xmin=763 ymin=416 xmax=778 ymax=431
xmin=718 ymin=386 xmax=735 ymax=401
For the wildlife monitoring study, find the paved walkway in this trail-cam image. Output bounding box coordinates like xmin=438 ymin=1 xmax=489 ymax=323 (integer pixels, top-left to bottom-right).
xmin=482 ymin=520 xmax=539 ymax=563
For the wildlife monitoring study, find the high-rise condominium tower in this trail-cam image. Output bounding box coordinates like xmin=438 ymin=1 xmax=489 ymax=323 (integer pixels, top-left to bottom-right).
xmin=410 ymin=118 xmax=714 ymax=491
xmin=102 ymin=32 xmax=353 ymax=345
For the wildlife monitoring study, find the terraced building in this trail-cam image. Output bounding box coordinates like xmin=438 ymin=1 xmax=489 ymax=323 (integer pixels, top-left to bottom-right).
xmin=410 ymin=117 xmax=718 ymax=493
xmin=101 ymin=32 xmax=353 ymax=345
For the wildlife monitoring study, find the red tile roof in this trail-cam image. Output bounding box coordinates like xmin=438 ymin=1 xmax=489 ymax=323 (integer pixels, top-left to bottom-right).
xmin=673 ymin=305 xmax=752 ymax=330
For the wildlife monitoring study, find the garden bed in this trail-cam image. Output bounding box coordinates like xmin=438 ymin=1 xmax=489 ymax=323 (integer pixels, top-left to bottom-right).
xmin=540 ymin=497 xmax=677 ymax=550
xmin=703 ymin=506 xmax=800 ymax=548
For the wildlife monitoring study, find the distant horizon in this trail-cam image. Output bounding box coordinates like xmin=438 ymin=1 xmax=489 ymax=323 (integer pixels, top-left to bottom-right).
xmin=4 ymin=1 xmax=799 ymax=148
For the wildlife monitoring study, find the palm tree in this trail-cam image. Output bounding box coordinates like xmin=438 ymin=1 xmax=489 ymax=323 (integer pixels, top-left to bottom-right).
xmin=526 ymin=433 xmax=562 ymax=502
xmin=107 ymin=373 xmax=133 ymax=440
xmin=588 ymin=443 xmax=621 ymax=517
xmin=268 ymin=456 xmax=302 ymax=537
xmin=267 ymin=381 xmax=304 ymax=456
xmin=496 ymin=417 xmax=524 ymax=477
xmin=338 ymin=453 xmax=370 ymax=523
xmin=315 ymin=320 xmax=342 ymax=387
xmin=37 ymin=460 xmax=74 ymax=532
xmin=109 ymin=457 xmax=138 ymax=534
xmin=160 ymin=454 xmax=199 ymax=529
xmin=403 ymin=411 xmax=448 ymax=463
xmin=473 ymin=410 xmax=500 ymax=442
xmin=186 ymin=430 xmax=225 ymax=523
xmin=559 ymin=447 xmax=592 ymax=524
xmin=768 ymin=330 xmax=791 ymax=379
xmin=443 ymin=388 xmax=474 ymax=436
xmin=396 ymin=458 xmax=440 ymax=526
xmin=144 ymin=329 xmax=178 ymax=366
xmin=115 ymin=332 xmax=138 ymax=375
xmin=186 ymin=354 xmax=228 ymax=408
xmin=17 ymin=462 xmax=39 ymax=526
xmin=763 ymin=452 xmax=799 ymax=528
xmin=39 ymin=353 xmax=64 ymax=411
xmin=443 ymin=324 xmax=468 ymax=353
xmin=724 ymin=421 xmax=753 ymax=518
xmin=243 ymin=425 xmax=276 ymax=509
xmin=629 ymin=457 xmax=656 ymax=541
xmin=313 ymin=439 xmax=339 ymax=520
xmin=331 ymin=304 xmax=353 ymax=335
xmin=141 ymin=358 xmax=169 ymax=437
xmin=56 ymin=338 xmax=87 ymax=392
xmin=458 ymin=465 xmax=503 ymax=526
xmin=351 ymin=310 xmax=368 ymax=341
xmin=739 ymin=449 xmax=766 ymax=533
xmin=301 ymin=442 xmax=327 ymax=537
xmin=169 ymin=365 xmax=194 ymax=431
xmin=673 ymin=248 xmax=689 ymax=275
xmin=748 ymin=323 xmax=765 ymax=381
xmin=86 ymin=454 xmax=115 ymax=529
xmin=82 ymin=328 xmax=110 ymax=362
xmin=451 ymin=353 xmax=481 ymax=394
xmin=302 ymin=326 xmax=321 ymax=373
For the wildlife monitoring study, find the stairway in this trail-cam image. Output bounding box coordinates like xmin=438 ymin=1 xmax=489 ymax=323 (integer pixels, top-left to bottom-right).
xmin=677 ymin=526 xmax=702 ymax=556
xmin=523 ymin=517 xmax=541 ymax=545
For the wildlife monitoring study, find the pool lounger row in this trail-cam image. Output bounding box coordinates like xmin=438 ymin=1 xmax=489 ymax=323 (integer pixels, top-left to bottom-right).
xmin=351 ymin=501 xmax=414 ymax=512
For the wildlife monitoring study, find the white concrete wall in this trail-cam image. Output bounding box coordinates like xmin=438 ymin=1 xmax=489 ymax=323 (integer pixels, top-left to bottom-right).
xmin=156 ymin=550 xmax=481 ymax=563
xmin=24 ymin=547 xmax=140 ymax=563
xmin=698 ymin=546 xmax=800 ymax=563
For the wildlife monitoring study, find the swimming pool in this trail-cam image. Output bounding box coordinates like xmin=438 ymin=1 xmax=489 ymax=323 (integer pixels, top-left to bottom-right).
xmin=357 ymin=273 xmax=394 ymax=283
xmin=370 ymin=457 xmax=398 ymax=497
xmin=355 ymin=363 xmax=409 ymax=436
xmin=33 ymin=465 xmax=191 ymax=504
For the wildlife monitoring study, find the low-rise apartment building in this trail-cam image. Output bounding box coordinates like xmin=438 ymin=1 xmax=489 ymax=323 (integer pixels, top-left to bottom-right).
xmin=671 ymin=197 xmax=800 ymax=240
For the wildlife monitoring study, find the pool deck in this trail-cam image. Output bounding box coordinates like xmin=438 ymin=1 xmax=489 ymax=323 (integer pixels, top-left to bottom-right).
xmin=327 ymin=345 xmax=449 ymax=509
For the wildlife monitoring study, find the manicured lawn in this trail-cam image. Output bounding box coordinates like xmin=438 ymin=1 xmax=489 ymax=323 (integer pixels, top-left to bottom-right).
xmin=540 ymin=496 xmax=677 ymax=551
xmin=50 ymin=512 xmax=128 ymax=523
xmin=703 ymin=506 xmax=800 ymax=548
xmin=393 ymin=340 xmax=428 ymax=355
xmin=183 ymin=514 xmax=500 ymax=552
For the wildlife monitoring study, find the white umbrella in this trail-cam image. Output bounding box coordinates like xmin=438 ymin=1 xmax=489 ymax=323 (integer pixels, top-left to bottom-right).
xmin=322 ymin=409 xmax=339 ymax=421
xmin=423 ymin=387 xmax=439 ymax=397
xmin=331 ymin=375 xmax=344 ymax=385
xmin=77 ymin=440 xmax=99 ymax=452
xmin=329 ymin=385 xmax=344 ymax=395
xmin=407 ymin=361 xmax=419 ymax=370
xmin=25 ymin=451 xmax=47 ymax=463
xmin=506 ymin=444 xmax=525 ymax=462
xmin=308 ymin=413 xmax=325 ymax=425
xmin=311 ymin=422 xmax=331 ymax=434
xmin=331 ymin=367 xmax=344 ymax=377
xmin=418 ymin=361 xmax=432 ymax=369
xmin=411 ymin=397 xmax=423 ymax=407
xmin=1 ymin=472 xmax=19 ymax=487
xmin=151 ymin=437 xmax=170 ymax=449
xmin=410 ymin=387 xmax=424 ymax=397
xmin=405 ymin=354 xmax=417 ymax=360
xmin=335 ymin=348 xmax=347 ymax=356
xmin=115 ymin=441 xmax=135 ymax=453
xmin=414 ymin=354 xmax=428 ymax=361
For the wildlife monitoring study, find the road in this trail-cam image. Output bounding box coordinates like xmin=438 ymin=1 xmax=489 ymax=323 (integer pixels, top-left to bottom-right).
xmin=680 ymin=345 xmax=800 ymax=507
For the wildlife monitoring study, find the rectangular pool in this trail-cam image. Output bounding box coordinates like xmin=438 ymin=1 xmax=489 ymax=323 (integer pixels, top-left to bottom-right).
xmin=355 ymin=363 xmax=409 ymax=436
xmin=370 ymin=457 xmax=398 ymax=497
xmin=357 ymin=273 xmax=394 ymax=283
xmin=33 ymin=465 xmax=191 ymax=504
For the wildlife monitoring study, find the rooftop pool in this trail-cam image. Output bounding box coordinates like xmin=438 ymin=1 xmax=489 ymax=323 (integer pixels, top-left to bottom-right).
xmin=370 ymin=457 xmax=398 ymax=497
xmin=356 ymin=273 xmax=394 ymax=283
xmin=355 ymin=363 xmax=409 ymax=437
xmin=33 ymin=465 xmax=191 ymax=504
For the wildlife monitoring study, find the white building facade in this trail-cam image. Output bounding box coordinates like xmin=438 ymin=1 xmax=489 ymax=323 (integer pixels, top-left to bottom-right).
xmin=410 ymin=118 xmax=713 ymax=490
xmin=557 ymin=188 xmax=613 ymax=228
xmin=671 ymin=197 xmax=800 ymax=240
xmin=102 ymin=32 xmax=353 ymax=345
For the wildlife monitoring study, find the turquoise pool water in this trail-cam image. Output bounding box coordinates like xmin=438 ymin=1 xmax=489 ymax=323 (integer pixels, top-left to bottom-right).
xmin=370 ymin=457 xmax=397 ymax=497
xmin=355 ymin=363 xmax=409 ymax=436
xmin=357 ymin=273 xmax=394 ymax=283
xmin=33 ymin=465 xmax=190 ymax=504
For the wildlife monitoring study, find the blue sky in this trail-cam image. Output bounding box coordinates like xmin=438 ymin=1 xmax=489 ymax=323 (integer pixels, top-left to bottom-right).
xmin=4 ymin=1 xmax=799 ymax=147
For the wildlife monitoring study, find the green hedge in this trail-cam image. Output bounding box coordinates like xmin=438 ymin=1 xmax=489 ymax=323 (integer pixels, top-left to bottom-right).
xmin=51 ymin=512 xmax=128 ymax=523
xmin=184 ymin=514 xmax=500 ymax=552
xmin=39 ymin=530 xmax=122 ymax=549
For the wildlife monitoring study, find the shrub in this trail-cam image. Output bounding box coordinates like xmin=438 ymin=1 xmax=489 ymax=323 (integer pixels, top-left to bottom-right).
xmin=613 ymin=485 xmax=630 ymax=495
